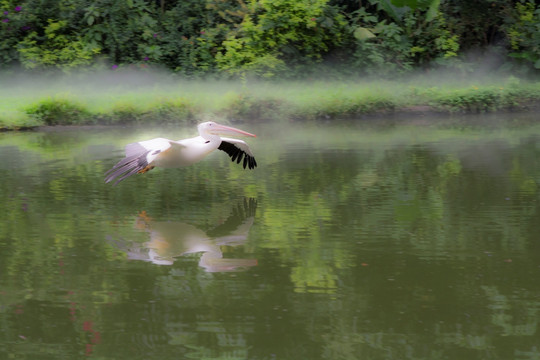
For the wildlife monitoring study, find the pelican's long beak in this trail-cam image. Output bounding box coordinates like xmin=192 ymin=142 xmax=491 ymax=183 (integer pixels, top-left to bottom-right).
xmin=213 ymin=123 xmax=256 ymax=137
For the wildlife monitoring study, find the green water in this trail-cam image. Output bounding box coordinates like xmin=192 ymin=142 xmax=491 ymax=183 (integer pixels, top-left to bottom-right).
xmin=1 ymin=116 xmax=540 ymax=359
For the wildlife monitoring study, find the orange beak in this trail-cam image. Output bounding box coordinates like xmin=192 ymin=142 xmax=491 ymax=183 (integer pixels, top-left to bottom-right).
xmin=212 ymin=123 xmax=256 ymax=137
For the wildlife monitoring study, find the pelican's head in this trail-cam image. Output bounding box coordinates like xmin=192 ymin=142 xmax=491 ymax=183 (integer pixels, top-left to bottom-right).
xmin=198 ymin=121 xmax=256 ymax=138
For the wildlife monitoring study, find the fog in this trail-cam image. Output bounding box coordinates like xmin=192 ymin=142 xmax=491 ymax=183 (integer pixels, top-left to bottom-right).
xmin=0 ymin=55 xmax=538 ymax=130
xmin=0 ymin=49 xmax=530 ymax=98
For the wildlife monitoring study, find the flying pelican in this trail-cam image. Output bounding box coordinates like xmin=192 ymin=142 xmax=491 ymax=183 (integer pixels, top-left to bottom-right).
xmin=105 ymin=121 xmax=257 ymax=185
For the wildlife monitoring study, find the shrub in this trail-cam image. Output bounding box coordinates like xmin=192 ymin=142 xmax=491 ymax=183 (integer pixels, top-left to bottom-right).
xmin=149 ymin=98 xmax=197 ymax=124
xmin=430 ymin=83 xmax=540 ymax=113
xmin=348 ymin=1 xmax=460 ymax=75
xmin=108 ymin=101 xmax=146 ymax=124
xmin=215 ymin=0 xmax=348 ymax=77
xmin=0 ymin=110 xmax=40 ymax=130
xmin=17 ymin=20 xmax=100 ymax=70
xmin=79 ymin=0 xmax=161 ymax=65
xmin=505 ymin=2 xmax=540 ymax=70
xmin=25 ymin=96 xmax=89 ymax=125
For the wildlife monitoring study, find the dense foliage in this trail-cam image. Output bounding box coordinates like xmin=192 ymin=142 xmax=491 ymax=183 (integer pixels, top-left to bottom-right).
xmin=0 ymin=0 xmax=539 ymax=77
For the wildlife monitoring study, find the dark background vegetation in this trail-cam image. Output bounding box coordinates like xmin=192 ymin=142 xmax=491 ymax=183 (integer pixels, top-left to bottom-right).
xmin=1 ymin=0 xmax=540 ymax=78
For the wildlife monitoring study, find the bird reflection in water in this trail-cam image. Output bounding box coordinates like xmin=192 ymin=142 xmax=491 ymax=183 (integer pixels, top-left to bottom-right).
xmin=109 ymin=199 xmax=258 ymax=272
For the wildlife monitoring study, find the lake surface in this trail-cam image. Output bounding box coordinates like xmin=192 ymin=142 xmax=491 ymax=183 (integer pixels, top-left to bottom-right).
xmin=1 ymin=114 xmax=540 ymax=359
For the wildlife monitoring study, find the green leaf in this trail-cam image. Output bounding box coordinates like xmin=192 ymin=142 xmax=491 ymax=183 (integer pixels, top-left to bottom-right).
xmin=87 ymin=15 xmax=94 ymax=26
xmin=391 ymin=0 xmax=414 ymax=8
xmin=425 ymin=0 xmax=441 ymax=22
xmin=354 ymin=27 xmax=376 ymax=41
xmin=391 ymin=0 xmax=437 ymax=10
xmin=378 ymin=0 xmax=407 ymax=23
xmin=388 ymin=0 xmax=440 ymax=22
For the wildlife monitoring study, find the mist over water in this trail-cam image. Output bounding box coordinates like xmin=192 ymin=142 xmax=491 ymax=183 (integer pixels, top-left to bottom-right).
xmin=0 ymin=57 xmax=528 ymax=102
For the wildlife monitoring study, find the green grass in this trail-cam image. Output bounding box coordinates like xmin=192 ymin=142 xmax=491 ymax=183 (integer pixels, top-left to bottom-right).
xmin=1 ymin=74 xmax=540 ymax=130
xmin=0 ymin=110 xmax=41 ymax=130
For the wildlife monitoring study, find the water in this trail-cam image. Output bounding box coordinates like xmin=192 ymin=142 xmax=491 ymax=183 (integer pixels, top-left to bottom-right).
xmin=1 ymin=115 xmax=540 ymax=359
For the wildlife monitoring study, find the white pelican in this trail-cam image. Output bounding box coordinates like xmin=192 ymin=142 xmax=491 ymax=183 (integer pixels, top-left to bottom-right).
xmin=105 ymin=121 xmax=257 ymax=185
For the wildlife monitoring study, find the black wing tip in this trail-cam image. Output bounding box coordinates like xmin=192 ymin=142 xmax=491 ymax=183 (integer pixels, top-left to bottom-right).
xmin=242 ymin=155 xmax=257 ymax=170
xmin=218 ymin=141 xmax=257 ymax=170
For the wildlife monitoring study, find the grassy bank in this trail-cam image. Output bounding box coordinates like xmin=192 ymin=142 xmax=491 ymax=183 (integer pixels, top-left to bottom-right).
xmin=1 ymin=73 xmax=540 ymax=130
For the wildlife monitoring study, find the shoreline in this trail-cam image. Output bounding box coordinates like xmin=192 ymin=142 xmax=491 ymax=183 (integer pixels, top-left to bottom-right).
xmin=3 ymin=102 xmax=539 ymax=132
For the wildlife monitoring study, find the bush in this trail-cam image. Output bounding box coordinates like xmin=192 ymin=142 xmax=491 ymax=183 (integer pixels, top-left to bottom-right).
xmin=348 ymin=1 xmax=460 ymax=75
xmin=79 ymin=0 xmax=161 ymax=65
xmin=430 ymin=80 xmax=540 ymax=113
xmin=149 ymin=98 xmax=197 ymax=124
xmin=107 ymin=101 xmax=145 ymax=124
xmin=219 ymin=92 xmax=285 ymax=121
xmin=17 ymin=20 xmax=100 ymax=70
xmin=433 ymin=87 xmax=503 ymax=113
xmin=505 ymin=2 xmax=540 ymax=70
xmin=215 ymin=0 xmax=348 ymax=77
xmin=25 ymin=96 xmax=89 ymax=125
xmin=0 ymin=110 xmax=40 ymax=130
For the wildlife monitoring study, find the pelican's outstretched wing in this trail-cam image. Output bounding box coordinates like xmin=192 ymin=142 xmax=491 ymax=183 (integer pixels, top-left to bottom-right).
xmin=218 ymin=137 xmax=257 ymax=170
xmin=105 ymin=138 xmax=180 ymax=185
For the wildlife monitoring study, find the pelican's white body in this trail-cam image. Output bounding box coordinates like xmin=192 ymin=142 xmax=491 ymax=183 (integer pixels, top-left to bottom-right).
xmin=134 ymin=136 xmax=216 ymax=168
xmin=105 ymin=121 xmax=257 ymax=185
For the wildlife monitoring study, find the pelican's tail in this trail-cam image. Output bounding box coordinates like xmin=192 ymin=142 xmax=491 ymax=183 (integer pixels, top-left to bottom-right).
xmin=104 ymin=150 xmax=153 ymax=186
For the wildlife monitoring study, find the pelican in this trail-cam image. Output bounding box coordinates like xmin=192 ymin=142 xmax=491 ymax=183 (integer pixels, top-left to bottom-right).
xmin=105 ymin=121 xmax=257 ymax=185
